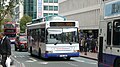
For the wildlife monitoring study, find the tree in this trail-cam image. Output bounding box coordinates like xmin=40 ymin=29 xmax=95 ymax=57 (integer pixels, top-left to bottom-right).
xmin=20 ymin=15 xmax=32 ymax=33
xmin=0 ymin=0 xmax=16 ymax=32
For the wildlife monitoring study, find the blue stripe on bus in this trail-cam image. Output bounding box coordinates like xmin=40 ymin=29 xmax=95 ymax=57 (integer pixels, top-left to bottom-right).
xmin=98 ymin=53 xmax=120 ymax=67
xmin=42 ymin=52 xmax=80 ymax=58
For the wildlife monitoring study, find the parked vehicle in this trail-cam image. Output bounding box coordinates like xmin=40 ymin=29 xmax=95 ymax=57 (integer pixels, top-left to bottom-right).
xmin=14 ymin=36 xmax=28 ymax=51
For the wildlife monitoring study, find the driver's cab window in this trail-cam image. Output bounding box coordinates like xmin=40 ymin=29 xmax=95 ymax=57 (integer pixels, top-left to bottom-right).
xmin=113 ymin=20 xmax=120 ymax=45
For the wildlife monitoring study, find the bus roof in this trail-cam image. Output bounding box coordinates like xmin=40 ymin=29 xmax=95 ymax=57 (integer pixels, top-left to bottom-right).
xmin=31 ymin=15 xmax=67 ymax=24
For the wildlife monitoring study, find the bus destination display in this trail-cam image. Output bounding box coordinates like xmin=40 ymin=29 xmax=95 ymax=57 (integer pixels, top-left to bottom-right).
xmin=50 ymin=22 xmax=75 ymax=26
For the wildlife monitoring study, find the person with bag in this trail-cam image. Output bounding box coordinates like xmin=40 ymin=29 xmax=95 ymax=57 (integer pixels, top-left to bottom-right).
xmin=0 ymin=32 xmax=11 ymax=67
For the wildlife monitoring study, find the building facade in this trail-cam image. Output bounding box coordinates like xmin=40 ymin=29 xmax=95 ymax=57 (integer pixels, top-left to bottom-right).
xmin=59 ymin=0 xmax=101 ymax=38
xmin=14 ymin=0 xmax=24 ymax=22
xmin=24 ymin=0 xmax=37 ymax=19
xmin=24 ymin=0 xmax=59 ymax=19
xmin=43 ymin=0 xmax=58 ymax=17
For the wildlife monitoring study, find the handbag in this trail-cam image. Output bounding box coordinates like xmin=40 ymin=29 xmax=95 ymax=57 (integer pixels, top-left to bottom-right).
xmin=5 ymin=57 xmax=11 ymax=67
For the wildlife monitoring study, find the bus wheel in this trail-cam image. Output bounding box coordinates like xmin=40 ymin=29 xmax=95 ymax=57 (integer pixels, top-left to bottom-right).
xmin=15 ymin=48 xmax=17 ymax=51
xmin=114 ymin=58 xmax=120 ymax=67
xmin=15 ymin=46 xmax=17 ymax=51
xmin=30 ymin=47 xmax=33 ymax=56
xmin=66 ymin=57 xmax=71 ymax=60
xmin=38 ymin=48 xmax=41 ymax=58
xmin=19 ymin=48 xmax=22 ymax=52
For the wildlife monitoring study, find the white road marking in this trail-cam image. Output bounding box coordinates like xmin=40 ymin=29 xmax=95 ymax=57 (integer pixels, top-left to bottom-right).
xmin=25 ymin=60 xmax=34 ymax=62
xmin=11 ymin=56 xmax=20 ymax=64
xmin=71 ymin=58 xmax=97 ymax=65
xmin=39 ymin=62 xmax=48 ymax=64
xmin=66 ymin=62 xmax=78 ymax=67
xmin=29 ymin=58 xmax=37 ymax=61
xmin=21 ymin=63 xmax=26 ymax=67
xmin=71 ymin=58 xmax=85 ymax=62
xmin=13 ymin=55 xmax=29 ymax=58
xmin=11 ymin=56 xmax=21 ymax=67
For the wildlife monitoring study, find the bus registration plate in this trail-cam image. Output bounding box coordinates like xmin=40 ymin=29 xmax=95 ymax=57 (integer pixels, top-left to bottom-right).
xmin=59 ymin=55 xmax=67 ymax=57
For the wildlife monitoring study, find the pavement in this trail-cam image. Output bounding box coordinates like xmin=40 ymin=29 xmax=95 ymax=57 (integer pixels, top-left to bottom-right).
xmin=80 ymin=52 xmax=98 ymax=61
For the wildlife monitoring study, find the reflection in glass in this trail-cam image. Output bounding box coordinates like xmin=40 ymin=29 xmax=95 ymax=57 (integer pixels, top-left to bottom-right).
xmin=19 ymin=36 xmax=27 ymax=41
xmin=46 ymin=28 xmax=78 ymax=44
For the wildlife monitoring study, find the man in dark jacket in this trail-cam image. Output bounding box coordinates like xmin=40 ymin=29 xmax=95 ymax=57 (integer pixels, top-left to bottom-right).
xmin=0 ymin=32 xmax=11 ymax=67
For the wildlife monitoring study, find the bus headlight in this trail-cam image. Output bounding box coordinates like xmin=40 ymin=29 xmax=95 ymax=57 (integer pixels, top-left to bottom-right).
xmin=74 ymin=50 xmax=80 ymax=52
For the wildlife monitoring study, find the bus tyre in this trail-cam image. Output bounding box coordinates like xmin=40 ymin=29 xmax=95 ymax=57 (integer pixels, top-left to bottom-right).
xmin=30 ymin=47 xmax=33 ymax=56
xmin=15 ymin=45 xmax=17 ymax=51
xmin=114 ymin=58 xmax=120 ymax=67
xmin=38 ymin=48 xmax=41 ymax=58
xmin=19 ymin=48 xmax=22 ymax=51
xmin=15 ymin=47 xmax=17 ymax=51
xmin=66 ymin=57 xmax=71 ymax=60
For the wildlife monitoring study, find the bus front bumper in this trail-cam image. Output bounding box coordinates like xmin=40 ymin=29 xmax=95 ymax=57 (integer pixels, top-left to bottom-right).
xmin=44 ymin=52 xmax=80 ymax=58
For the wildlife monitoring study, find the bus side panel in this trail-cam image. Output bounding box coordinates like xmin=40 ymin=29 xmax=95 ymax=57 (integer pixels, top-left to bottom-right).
xmin=44 ymin=52 xmax=79 ymax=58
xmin=99 ymin=53 xmax=117 ymax=67
xmin=40 ymin=43 xmax=46 ymax=58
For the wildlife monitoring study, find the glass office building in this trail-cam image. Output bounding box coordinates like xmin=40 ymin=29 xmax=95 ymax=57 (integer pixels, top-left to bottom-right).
xmin=24 ymin=0 xmax=37 ymax=19
xmin=24 ymin=0 xmax=58 ymax=19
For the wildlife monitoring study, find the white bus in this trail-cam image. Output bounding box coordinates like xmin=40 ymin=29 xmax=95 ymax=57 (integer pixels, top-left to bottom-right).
xmin=98 ymin=0 xmax=120 ymax=67
xmin=27 ymin=15 xmax=80 ymax=60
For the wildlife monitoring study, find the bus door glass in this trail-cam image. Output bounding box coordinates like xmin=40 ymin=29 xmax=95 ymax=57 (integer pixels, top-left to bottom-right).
xmin=113 ymin=20 xmax=120 ymax=45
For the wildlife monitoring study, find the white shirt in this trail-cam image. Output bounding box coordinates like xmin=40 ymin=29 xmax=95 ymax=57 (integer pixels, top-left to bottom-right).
xmin=1 ymin=36 xmax=5 ymax=44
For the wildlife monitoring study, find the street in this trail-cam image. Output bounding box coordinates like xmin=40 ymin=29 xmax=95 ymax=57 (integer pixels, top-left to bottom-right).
xmin=9 ymin=44 xmax=97 ymax=67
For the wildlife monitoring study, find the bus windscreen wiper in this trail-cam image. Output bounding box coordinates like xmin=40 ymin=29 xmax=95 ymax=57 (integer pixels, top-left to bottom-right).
xmin=54 ymin=42 xmax=58 ymax=45
xmin=69 ymin=42 xmax=72 ymax=45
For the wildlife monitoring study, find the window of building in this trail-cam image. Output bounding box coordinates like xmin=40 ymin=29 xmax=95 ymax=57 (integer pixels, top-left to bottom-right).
xmin=54 ymin=0 xmax=58 ymax=3
xmin=49 ymin=6 xmax=53 ymax=11
xmin=30 ymin=6 xmax=33 ymax=11
xmin=16 ymin=0 xmax=19 ymax=4
xmin=44 ymin=6 xmax=48 ymax=10
xmin=33 ymin=12 xmax=37 ymax=19
xmin=44 ymin=0 xmax=48 ymax=3
xmin=54 ymin=13 xmax=58 ymax=15
xmin=49 ymin=0 xmax=53 ymax=3
xmin=49 ymin=13 xmax=53 ymax=15
xmin=30 ymin=0 xmax=33 ymax=3
xmin=54 ymin=6 xmax=58 ymax=11
xmin=44 ymin=13 xmax=48 ymax=17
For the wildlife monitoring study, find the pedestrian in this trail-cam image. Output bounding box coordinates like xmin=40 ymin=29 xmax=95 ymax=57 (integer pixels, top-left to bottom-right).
xmin=80 ymin=38 xmax=85 ymax=52
xmin=83 ymin=38 xmax=88 ymax=55
xmin=91 ymin=38 xmax=96 ymax=53
xmin=0 ymin=32 xmax=11 ymax=67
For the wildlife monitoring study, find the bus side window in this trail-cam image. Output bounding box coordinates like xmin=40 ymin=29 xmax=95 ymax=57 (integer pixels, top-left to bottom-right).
xmin=107 ymin=22 xmax=112 ymax=45
xmin=41 ymin=28 xmax=45 ymax=42
xmin=113 ymin=20 xmax=120 ymax=45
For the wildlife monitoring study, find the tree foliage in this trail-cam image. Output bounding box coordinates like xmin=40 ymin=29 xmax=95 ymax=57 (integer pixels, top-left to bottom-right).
xmin=20 ymin=15 xmax=32 ymax=33
xmin=0 ymin=0 xmax=16 ymax=32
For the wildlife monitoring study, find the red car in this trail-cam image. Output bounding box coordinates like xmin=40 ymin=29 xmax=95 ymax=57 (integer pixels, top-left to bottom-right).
xmin=14 ymin=36 xmax=28 ymax=51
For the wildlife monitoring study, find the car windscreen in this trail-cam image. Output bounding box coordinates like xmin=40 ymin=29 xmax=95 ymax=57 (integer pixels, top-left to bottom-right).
xmin=19 ymin=36 xmax=27 ymax=41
